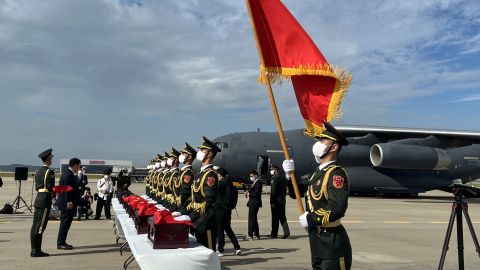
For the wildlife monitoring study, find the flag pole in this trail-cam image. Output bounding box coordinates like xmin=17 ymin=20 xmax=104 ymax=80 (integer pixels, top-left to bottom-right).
xmin=264 ymin=79 xmax=305 ymax=214
xmin=246 ymin=0 xmax=305 ymax=214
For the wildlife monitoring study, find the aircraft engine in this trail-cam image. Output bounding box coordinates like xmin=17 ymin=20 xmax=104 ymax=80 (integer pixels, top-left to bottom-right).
xmin=370 ymin=143 xmax=452 ymax=170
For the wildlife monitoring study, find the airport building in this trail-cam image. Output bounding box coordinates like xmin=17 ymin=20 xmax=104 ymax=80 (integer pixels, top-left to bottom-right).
xmin=59 ymin=159 xmax=133 ymax=174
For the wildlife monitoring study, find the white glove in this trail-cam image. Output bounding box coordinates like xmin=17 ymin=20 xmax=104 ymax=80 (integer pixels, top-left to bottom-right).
xmin=282 ymin=159 xmax=295 ymax=174
xmin=156 ymin=205 xmax=166 ymax=210
xmin=299 ymin=212 xmax=309 ymax=228
xmin=172 ymin=211 xmax=181 ymax=217
xmin=174 ymin=215 xmax=191 ymax=222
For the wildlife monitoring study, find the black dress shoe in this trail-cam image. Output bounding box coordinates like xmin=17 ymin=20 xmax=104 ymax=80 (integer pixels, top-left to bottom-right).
xmin=281 ymin=234 xmax=290 ymax=239
xmin=30 ymin=251 xmax=49 ymax=257
xmin=266 ymin=234 xmax=277 ymax=238
xmin=57 ymin=244 xmax=73 ymax=250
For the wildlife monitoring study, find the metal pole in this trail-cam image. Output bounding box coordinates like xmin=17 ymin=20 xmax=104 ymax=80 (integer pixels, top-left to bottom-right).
xmin=264 ymin=80 xmax=305 ymax=213
xmin=246 ymin=0 xmax=304 ymax=213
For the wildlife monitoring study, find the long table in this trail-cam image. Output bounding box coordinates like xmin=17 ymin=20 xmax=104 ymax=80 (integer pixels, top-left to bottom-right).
xmin=112 ymin=198 xmax=221 ymax=270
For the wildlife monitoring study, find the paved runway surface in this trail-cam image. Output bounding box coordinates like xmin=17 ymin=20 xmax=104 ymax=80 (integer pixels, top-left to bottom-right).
xmin=1 ymin=177 xmax=479 ymax=269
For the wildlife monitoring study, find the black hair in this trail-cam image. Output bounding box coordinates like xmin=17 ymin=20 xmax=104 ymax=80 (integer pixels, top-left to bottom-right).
xmin=69 ymin=158 xmax=81 ymax=167
xmin=103 ymin=168 xmax=112 ymax=175
xmin=249 ymin=170 xmax=258 ymax=176
xmin=216 ymin=168 xmax=228 ymax=177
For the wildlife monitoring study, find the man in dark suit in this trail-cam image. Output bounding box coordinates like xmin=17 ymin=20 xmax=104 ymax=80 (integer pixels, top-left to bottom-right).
xmin=57 ymin=158 xmax=82 ymax=250
xmin=246 ymin=170 xmax=262 ymax=240
xmin=76 ymin=166 xmax=88 ymax=220
xmin=268 ymin=165 xmax=290 ymax=239
xmin=214 ymin=168 xmax=241 ymax=256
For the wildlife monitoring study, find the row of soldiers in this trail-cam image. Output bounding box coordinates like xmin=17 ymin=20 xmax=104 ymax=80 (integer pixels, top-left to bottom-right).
xmin=145 ymin=122 xmax=353 ymax=270
xmin=144 ymin=136 xmax=222 ymax=250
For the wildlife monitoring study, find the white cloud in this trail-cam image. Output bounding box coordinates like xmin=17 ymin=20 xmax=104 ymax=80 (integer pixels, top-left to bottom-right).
xmin=0 ymin=0 xmax=478 ymax=164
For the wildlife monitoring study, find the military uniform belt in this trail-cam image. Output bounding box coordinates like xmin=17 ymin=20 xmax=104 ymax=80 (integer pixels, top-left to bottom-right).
xmin=319 ymin=219 xmax=341 ymax=228
xmin=37 ymin=188 xmax=51 ymax=193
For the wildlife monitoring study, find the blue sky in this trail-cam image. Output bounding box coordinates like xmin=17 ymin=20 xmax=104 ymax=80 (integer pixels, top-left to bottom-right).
xmin=0 ymin=0 xmax=479 ymax=165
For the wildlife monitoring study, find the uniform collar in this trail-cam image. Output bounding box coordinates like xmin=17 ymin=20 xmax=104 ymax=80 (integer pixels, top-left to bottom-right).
xmin=318 ymin=160 xmax=336 ymax=171
xmin=181 ymin=165 xmax=192 ymax=171
xmin=43 ymin=164 xmax=50 ymax=168
xmin=200 ymin=164 xmax=213 ymax=172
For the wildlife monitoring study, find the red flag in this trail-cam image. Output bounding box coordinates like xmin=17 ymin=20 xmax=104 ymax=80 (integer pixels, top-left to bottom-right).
xmin=246 ymin=0 xmax=351 ymax=137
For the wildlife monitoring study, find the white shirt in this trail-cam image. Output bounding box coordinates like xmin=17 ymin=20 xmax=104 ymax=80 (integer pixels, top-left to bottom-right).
xmin=319 ymin=160 xmax=336 ymax=171
xmin=181 ymin=165 xmax=192 ymax=171
xmin=200 ymin=164 xmax=213 ymax=172
xmin=97 ymin=176 xmax=112 ymax=199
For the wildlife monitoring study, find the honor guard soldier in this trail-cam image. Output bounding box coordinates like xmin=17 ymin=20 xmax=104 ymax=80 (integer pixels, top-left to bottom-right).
xmin=283 ymin=122 xmax=352 ymax=270
xmin=30 ymin=149 xmax=55 ymax=257
xmin=145 ymin=159 xmax=156 ymax=197
xmin=163 ymin=148 xmax=181 ymax=210
xmin=149 ymin=156 xmax=161 ymax=199
xmin=156 ymin=153 xmax=170 ymax=205
xmin=174 ymin=143 xmax=196 ymax=213
xmin=178 ymin=136 xmax=221 ymax=250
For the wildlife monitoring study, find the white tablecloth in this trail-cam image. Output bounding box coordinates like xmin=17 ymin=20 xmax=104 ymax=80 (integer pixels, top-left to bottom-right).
xmin=112 ymin=198 xmax=220 ymax=270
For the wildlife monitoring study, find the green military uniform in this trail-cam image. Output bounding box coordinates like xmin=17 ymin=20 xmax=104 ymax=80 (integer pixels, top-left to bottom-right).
xmin=145 ymin=159 xmax=157 ymax=198
xmin=163 ymin=148 xmax=181 ymax=211
xmin=156 ymin=153 xmax=170 ymax=204
xmin=303 ymin=122 xmax=352 ymax=270
xmin=182 ymin=136 xmax=221 ymax=250
xmin=177 ymin=143 xmax=197 ymax=213
xmin=30 ymin=149 xmax=55 ymax=257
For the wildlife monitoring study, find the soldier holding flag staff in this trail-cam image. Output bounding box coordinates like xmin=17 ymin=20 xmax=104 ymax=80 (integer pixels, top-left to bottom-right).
xmin=283 ymin=122 xmax=352 ymax=270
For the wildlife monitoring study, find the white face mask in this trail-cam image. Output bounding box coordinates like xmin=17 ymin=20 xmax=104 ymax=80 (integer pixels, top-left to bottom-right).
xmin=167 ymin=158 xmax=173 ymax=166
xmin=270 ymin=169 xmax=275 ymax=175
xmin=196 ymin=150 xmax=206 ymax=162
xmin=179 ymin=154 xmax=186 ymax=163
xmin=312 ymin=141 xmax=332 ymax=163
xmin=78 ymin=170 xmax=82 ymax=174
xmin=154 ymin=162 xmax=160 ymax=169
xmin=160 ymin=161 xmax=166 ymax=168
xmin=250 ymin=176 xmax=255 ymax=181
xmin=104 ymin=175 xmax=108 ymax=179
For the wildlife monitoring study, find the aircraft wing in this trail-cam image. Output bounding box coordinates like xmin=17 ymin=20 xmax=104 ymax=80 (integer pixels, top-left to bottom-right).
xmin=335 ymin=125 xmax=480 ymax=146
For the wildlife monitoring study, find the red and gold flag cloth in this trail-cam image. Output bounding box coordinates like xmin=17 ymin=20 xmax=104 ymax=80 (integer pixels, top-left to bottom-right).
xmin=246 ymin=0 xmax=352 ymax=136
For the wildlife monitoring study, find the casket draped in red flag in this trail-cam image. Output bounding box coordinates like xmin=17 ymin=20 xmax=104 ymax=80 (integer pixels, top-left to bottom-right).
xmin=246 ymin=0 xmax=352 ymax=136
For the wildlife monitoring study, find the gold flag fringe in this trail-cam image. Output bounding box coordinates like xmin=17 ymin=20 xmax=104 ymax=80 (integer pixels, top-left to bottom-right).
xmin=258 ymin=64 xmax=352 ymax=138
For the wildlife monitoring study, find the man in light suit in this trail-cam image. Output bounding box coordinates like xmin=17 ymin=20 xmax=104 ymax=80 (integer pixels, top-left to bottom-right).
xmin=57 ymin=158 xmax=81 ymax=250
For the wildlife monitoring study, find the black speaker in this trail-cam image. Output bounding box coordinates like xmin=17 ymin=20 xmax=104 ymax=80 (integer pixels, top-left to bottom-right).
xmin=14 ymin=167 xmax=29 ymax=181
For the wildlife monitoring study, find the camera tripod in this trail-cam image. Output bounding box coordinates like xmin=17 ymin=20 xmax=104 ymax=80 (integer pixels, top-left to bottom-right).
xmin=12 ymin=180 xmax=32 ymax=213
xmin=438 ymin=187 xmax=480 ymax=270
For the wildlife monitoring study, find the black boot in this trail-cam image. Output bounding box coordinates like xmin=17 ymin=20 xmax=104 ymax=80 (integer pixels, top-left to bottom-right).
xmin=31 ymin=235 xmax=49 ymax=257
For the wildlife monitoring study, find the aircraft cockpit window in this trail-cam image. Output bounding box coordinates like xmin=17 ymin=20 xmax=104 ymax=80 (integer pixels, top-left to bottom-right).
xmin=215 ymin=142 xmax=229 ymax=149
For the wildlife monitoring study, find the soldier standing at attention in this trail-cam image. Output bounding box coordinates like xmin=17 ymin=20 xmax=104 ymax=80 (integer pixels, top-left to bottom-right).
xmin=178 ymin=136 xmax=221 ymax=250
xmin=175 ymin=143 xmax=196 ymax=213
xmin=30 ymin=149 xmax=55 ymax=257
xmin=283 ymin=122 xmax=352 ymax=270
xmin=157 ymin=152 xmax=171 ymax=205
xmin=164 ymin=148 xmax=181 ymax=210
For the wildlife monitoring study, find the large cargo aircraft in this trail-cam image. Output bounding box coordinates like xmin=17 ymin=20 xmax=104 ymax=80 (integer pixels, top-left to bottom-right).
xmin=205 ymin=126 xmax=480 ymax=196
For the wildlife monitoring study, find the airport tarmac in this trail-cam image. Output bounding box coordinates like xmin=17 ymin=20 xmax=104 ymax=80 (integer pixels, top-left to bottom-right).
xmin=0 ymin=177 xmax=479 ymax=270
